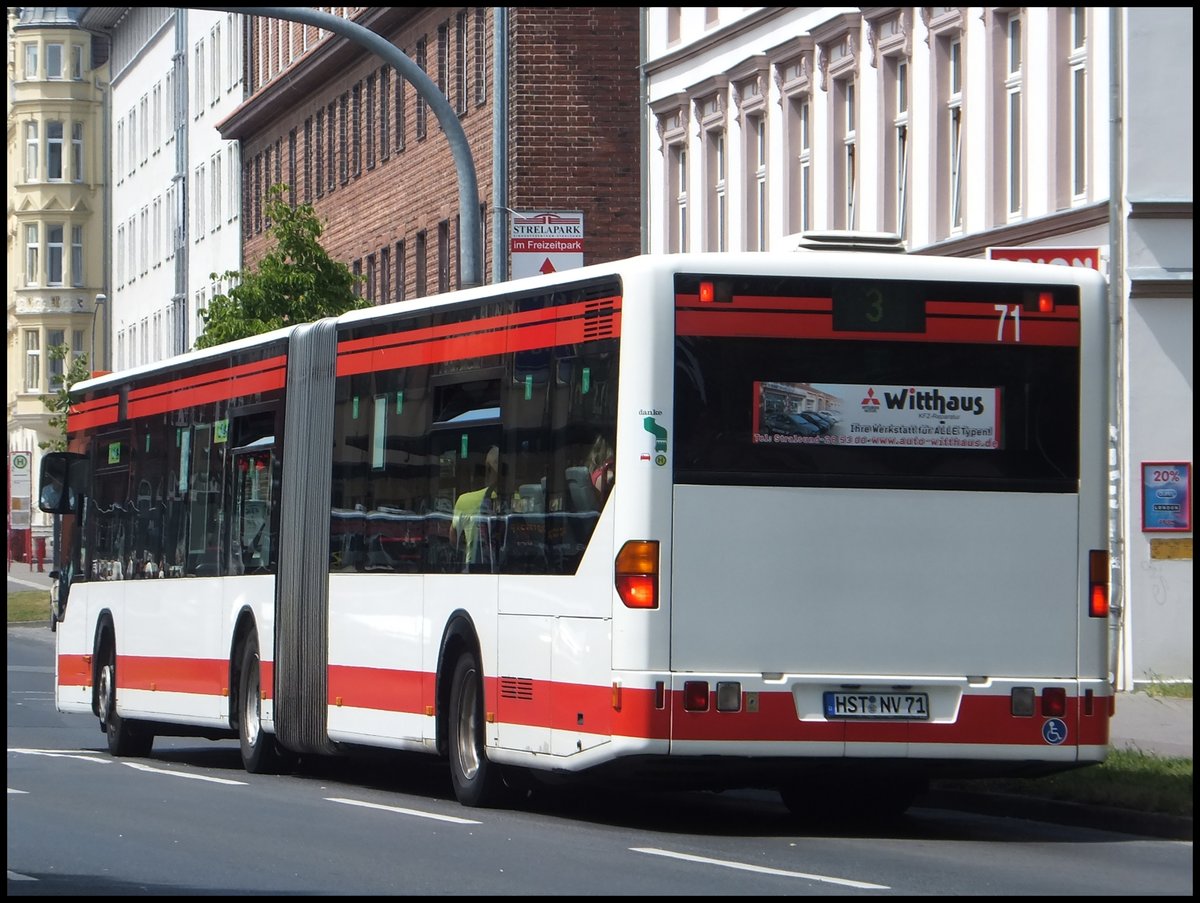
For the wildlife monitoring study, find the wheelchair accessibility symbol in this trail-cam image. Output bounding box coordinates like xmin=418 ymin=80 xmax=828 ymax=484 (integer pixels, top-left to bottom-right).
xmin=1042 ymin=718 xmax=1068 ymax=745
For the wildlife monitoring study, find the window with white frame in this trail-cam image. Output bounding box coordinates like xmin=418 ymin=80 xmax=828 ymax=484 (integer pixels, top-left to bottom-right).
xmin=696 ymin=90 xmax=728 ymax=253
xmin=47 ymin=120 xmax=64 ymax=180
xmin=71 ymin=44 xmax=83 ymax=79
xmin=194 ymin=40 xmax=205 ymax=115
xmin=1004 ymin=11 xmax=1023 ymax=218
xmin=212 ymin=153 xmax=223 ymax=227
xmin=474 ymin=8 xmax=487 ymax=106
xmin=775 ymin=44 xmax=814 ymax=236
xmin=24 ymin=42 xmax=38 ymax=79
xmin=140 ymin=95 xmax=149 ymax=164
xmin=72 ymin=122 xmax=84 ymax=181
xmin=46 ymin=43 xmax=64 ymax=79
xmin=869 ymin=7 xmax=911 ymax=241
xmin=891 ymin=57 xmax=910 ymax=238
xmin=116 ymin=224 xmax=125 ymax=286
xmin=153 ymin=82 xmax=162 ymax=151
xmin=211 ymin=23 xmax=222 ymax=104
xmin=25 ymin=224 xmax=40 ymax=286
xmin=947 ymin=37 xmax=964 ymax=233
xmin=71 ymin=225 xmax=84 ymax=286
xmin=140 ymin=207 xmax=149 ymax=275
xmin=48 ymin=329 xmax=66 ymax=385
xmin=195 ymin=164 xmax=206 ymax=238
xmin=654 ymin=99 xmax=690 ymax=254
xmin=929 ymin=10 xmax=966 ymax=239
xmin=127 ymin=105 xmax=137 ymax=176
xmin=25 ymin=122 xmax=39 ymax=181
xmin=835 ymin=77 xmax=857 ymax=230
xmin=736 ymin=67 xmax=769 ymax=252
xmin=47 ymin=224 xmax=65 ymax=286
xmin=127 ymin=215 xmax=136 ymax=282
xmin=1069 ymin=7 xmax=1087 ymax=199
xmin=25 ymin=330 xmax=41 ymax=391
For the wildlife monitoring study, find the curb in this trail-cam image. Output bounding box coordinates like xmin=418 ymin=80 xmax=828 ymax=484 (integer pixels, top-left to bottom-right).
xmin=921 ymin=789 xmax=1192 ymax=841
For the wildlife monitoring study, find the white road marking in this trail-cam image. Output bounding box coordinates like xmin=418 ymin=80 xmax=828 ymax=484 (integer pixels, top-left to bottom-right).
xmin=122 ymin=761 xmax=247 ymax=784
xmin=9 ymin=747 xmax=111 ymax=764
xmin=630 ymin=847 xmax=890 ymax=890
xmin=326 ymin=796 xmax=482 ymax=824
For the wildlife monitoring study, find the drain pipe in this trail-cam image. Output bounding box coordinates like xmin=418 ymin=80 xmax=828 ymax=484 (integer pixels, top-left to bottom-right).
xmin=1107 ymin=8 xmax=1128 ymax=692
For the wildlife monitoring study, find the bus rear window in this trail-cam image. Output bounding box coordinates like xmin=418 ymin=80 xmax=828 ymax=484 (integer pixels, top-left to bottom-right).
xmin=674 ymin=275 xmax=1080 ymax=493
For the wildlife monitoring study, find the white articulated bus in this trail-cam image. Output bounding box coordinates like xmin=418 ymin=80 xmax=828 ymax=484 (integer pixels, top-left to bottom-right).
xmin=40 ymin=246 xmax=1112 ymax=814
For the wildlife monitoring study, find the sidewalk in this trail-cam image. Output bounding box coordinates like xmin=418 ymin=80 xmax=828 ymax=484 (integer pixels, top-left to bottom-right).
xmin=6 ymin=560 xmax=56 ymax=591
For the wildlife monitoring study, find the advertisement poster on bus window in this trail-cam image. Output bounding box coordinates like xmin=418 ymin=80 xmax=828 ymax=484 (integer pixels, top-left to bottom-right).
xmin=752 ymin=381 xmax=1002 ymax=450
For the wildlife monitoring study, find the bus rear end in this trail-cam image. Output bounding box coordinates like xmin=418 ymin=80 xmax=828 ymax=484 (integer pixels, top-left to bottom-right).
xmin=647 ymin=253 xmax=1110 ymax=809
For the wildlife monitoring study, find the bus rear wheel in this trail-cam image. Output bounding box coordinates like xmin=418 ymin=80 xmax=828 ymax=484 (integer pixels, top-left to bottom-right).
xmin=238 ymin=634 xmax=291 ymax=774
xmin=447 ymin=650 xmax=509 ymax=807
xmin=97 ymin=636 xmax=153 ymax=758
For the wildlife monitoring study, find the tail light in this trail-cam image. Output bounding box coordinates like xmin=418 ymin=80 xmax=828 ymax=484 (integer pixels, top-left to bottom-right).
xmin=1088 ymin=550 xmax=1109 ymax=618
xmin=616 ymin=540 xmax=659 ymax=609
xmin=1042 ymin=687 xmax=1067 ymax=717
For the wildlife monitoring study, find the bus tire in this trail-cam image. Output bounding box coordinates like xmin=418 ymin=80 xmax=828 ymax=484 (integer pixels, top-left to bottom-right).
xmin=238 ymin=634 xmax=290 ymax=775
xmin=97 ymin=635 xmax=153 ymax=758
xmin=447 ymin=650 xmax=509 ymax=808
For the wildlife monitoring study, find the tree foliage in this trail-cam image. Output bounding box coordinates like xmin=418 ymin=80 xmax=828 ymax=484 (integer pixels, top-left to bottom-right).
xmin=40 ymin=345 xmax=92 ymax=452
xmin=196 ymin=184 xmax=367 ymax=349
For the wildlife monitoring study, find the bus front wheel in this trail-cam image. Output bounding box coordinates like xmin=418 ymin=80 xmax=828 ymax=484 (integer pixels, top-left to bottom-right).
xmin=97 ymin=636 xmax=153 ymax=758
xmin=447 ymin=650 xmax=509 ymax=807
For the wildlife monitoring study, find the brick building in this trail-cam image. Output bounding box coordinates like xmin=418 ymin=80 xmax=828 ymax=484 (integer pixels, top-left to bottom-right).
xmin=218 ymin=7 xmax=643 ymax=303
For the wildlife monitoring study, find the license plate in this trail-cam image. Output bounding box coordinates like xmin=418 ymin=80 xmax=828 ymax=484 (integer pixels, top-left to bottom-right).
xmin=823 ymin=691 xmax=930 ymax=720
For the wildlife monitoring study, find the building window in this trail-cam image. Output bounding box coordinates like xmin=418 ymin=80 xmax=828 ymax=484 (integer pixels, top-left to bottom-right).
xmin=837 ymin=78 xmax=857 ymax=230
xmin=416 ymin=230 xmax=427 ymax=296
xmin=315 ymin=109 xmax=324 ymax=198
xmin=47 ymin=121 xmax=65 ymax=180
xmin=327 ymin=101 xmax=337 ymax=193
xmin=736 ymin=67 xmax=768 ymax=252
xmin=395 ymin=240 xmax=406 ymax=302
xmin=25 ymin=331 xmax=41 ymax=392
xmin=948 ymin=38 xmax=964 ymax=232
xmin=366 ymin=253 xmax=377 ymax=303
xmin=416 ymin=37 xmax=428 ymax=139
xmin=1069 ymin=7 xmax=1088 ymax=199
xmin=47 ymin=224 xmax=65 ymax=286
xmin=25 ymin=224 xmax=40 ymax=286
xmin=380 ymin=68 xmax=391 ymax=161
xmin=455 ymin=12 xmax=467 ymax=115
xmin=72 ymin=225 xmax=84 ymax=286
xmin=671 ymin=143 xmax=688 ymax=253
xmin=366 ymin=74 xmax=376 ymax=170
xmin=381 ymin=245 xmax=391 ymax=302
xmin=72 ymin=121 xmax=85 ymax=182
xmin=304 ymin=117 xmax=313 ymax=203
xmin=46 ymin=43 xmax=64 ymax=79
xmin=396 ymin=58 xmax=407 ymax=152
xmin=24 ymin=43 xmax=38 ymax=80
xmin=288 ymin=129 xmax=296 ymax=206
xmin=353 ymin=259 xmax=363 ymax=297
xmin=25 ymin=122 xmax=39 ymax=181
xmin=438 ymin=22 xmax=449 ymax=102
xmin=72 ymin=44 xmax=84 ymax=79
xmin=352 ymin=82 xmax=362 ymax=177
xmin=696 ymin=88 xmax=728 ymax=253
xmin=47 ymin=329 xmax=66 ymax=385
xmin=474 ymin=9 xmax=487 ymax=107
xmin=438 ymin=220 xmax=450 ymax=293
xmin=1004 ymin=12 xmax=1023 ymax=218
xmin=339 ymin=92 xmax=349 ymax=184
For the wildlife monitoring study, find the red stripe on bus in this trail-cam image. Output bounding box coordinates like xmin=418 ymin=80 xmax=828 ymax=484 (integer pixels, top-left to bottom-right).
xmin=126 ymin=357 xmax=288 ymax=418
xmin=328 ymin=664 xmax=427 ymax=714
xmin=127 ymin=366 xmax=287 ymax=418
xmin=57 ymin=654 xmax=1106 ymax=749
xmin=336 ymin=298 xmax=622 ymax=377
xmin=676 ymin=308 xmax=1080 ymax=347
xmin=68 ymin=397 xmax=120 ymax=431
xmin=117 ymin=655 xmax=228 ymax=697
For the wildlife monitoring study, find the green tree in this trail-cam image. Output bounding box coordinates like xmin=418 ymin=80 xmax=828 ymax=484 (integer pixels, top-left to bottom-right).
xmin=196 ymin=184 xmax=368 ymax=349
xmin=39 ymin=345 xmax=92 ymax=452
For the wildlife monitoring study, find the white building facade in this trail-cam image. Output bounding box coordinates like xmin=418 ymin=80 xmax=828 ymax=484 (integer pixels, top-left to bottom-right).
xmin=81 ymin=7 xmax=245 ymax=369
xmin=643 ymin=7 xmax=1192 ymax=688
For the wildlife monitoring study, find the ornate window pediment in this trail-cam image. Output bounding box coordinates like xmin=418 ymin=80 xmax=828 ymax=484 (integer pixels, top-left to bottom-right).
xmin=652 ymin=91 xmax=690 ymax=150
xmin=863 ymin=8 xmax=913 ymax=66
xmin=811 ymin=12 xmax=862 ymax=91
xmin=730 ymin=56 xmax=769 ymax=116
xmin=769 ymin=35 xmax=815 ymax=102
xmin=687 ymin=75 xmax=729 ymax=130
